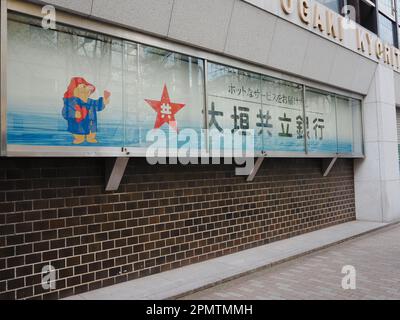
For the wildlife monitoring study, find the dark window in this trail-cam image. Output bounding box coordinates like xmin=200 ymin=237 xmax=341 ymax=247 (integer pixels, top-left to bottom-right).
xmin=338 ymin=0 xmax=400 ymax=48
xmin=358 ymin=0 xmax=378 ymax=34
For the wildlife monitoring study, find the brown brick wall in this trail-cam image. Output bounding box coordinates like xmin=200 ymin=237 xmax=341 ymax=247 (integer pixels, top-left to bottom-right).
xmin=0 ymin=157 xmax=356 ymax=300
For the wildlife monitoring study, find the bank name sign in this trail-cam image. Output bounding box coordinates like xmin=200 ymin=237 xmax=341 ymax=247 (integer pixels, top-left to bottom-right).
xmin=245 ymin=0 xmax=400 ymax=71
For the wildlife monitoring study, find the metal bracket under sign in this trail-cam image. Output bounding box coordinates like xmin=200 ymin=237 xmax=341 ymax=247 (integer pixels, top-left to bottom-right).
xmin=322 ymin=157 xmax=338 ymax=177
xmin=246 ymin=156 xmax=266 ymax=182
xmin=105 ymin=157 xmax=129 ymax=191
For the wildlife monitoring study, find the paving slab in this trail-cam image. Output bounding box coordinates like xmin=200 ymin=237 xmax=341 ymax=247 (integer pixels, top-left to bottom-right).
xmin=183 ymin=222 xmax=400 ymax=300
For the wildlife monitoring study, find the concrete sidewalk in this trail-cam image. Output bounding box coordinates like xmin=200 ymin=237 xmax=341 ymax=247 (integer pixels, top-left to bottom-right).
xmin=183 ymin=222 xmax=400 ymax=300
xmin=65 ymin=220 xmax=388 ymax=300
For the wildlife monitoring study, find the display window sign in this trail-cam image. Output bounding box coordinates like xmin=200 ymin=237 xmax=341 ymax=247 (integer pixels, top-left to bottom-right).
xmin=206 ymin=62 xmax=362 ymax=156
xmin=305 ymin=89 xmax=338 ymax=154
xmin=207 ymin=63 xmax=263 ymax=152
xmin=338 ymin=97 xmax=363 ymax=155
xmin=123 ymin=44 xmax=205 ymax=152
xmin=261 ymin=77 xmax=305 ymax=153
xmin=351 ymin=99 xmax=363 ymax=155
xmin=305 ymin=89 xmax=363 ymax=155
xmin=3 ymin=13 xmax=363 ymax=158
xmin=7 ymin=15 xmax=124 ymax=148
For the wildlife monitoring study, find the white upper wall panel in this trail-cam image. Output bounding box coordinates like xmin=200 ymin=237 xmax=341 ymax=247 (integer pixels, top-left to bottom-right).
xmin=28 ymin=0 xmax=93 ymax=15
xmin=91 ymin=0 xmax=174 ymax=37
xmin=224 ymin=0 xmax=277 ymax=65
xmin=168 ymin=0 xmax=235 ymax=52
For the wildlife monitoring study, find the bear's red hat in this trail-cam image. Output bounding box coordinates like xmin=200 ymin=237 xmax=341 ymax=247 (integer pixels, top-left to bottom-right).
xmin=64 ymin=77 xmax=96 ymax=99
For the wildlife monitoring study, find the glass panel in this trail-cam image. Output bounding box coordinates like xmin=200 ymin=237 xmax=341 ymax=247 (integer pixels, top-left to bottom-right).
xmin=7 ymin=14 xmax=124 ymax=147
xmin=399 ymin=27 xmax=400 ymax=49
xmin=207 ymin=62 xmax=262 ymax=153
xmin=122 ymin=41 xmax=139 ymax=148
xmin=397 ymin=0 xmax=400 ymax=22
xmin=378 ymin=0 xmax=395 ymax=17
xmin=123 ymin=45 xmax=205 ymax=152
xmin=336 ymin=96 xmax=353 ymax=153
xmin=261 ymin=76 xmax=305 ymax=152
xmin=305 ymin=89 xmax=338 ymax=153
xmin=352 ymin=99 xmax=363 ymax=156
xmin=378 ymin=13 xmax=395 ymax=46
xmin=315 ymin=0 xmax=340 ymax=13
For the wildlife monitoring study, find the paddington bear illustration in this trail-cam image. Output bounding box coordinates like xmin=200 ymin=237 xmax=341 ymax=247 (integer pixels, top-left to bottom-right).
xmin=62 ymin=77 xmax=111 ymax=144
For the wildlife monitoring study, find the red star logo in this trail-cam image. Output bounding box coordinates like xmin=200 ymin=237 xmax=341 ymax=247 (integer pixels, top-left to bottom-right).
xmin=145 ymin=84 xmax=185 ymax=132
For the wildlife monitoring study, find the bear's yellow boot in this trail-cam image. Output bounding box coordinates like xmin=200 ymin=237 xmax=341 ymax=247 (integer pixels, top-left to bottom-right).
xmin=86 ymin=132 xmax=98 ymax=143
xmin=73 ymin=134 xmax=85 ymax=144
